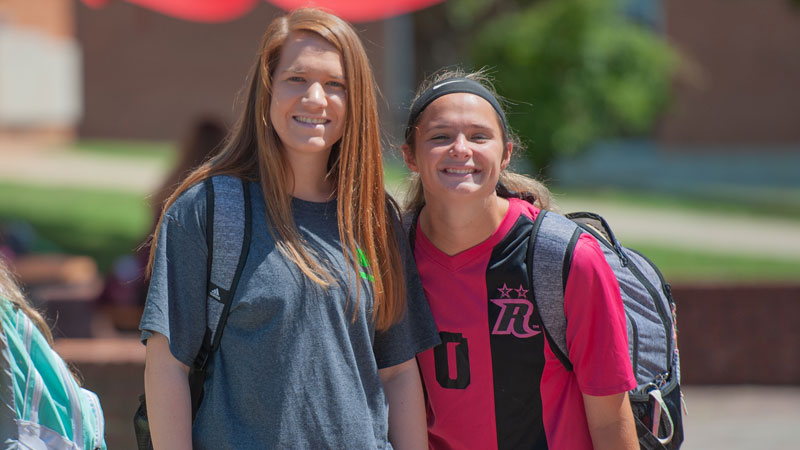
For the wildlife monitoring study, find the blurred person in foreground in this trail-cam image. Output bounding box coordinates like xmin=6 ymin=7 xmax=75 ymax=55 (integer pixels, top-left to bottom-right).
xmin=0 ymin=257 xmax=107 ymax=449
xmin=401 ymin=69 xmax=638 ymax=450
xmin=140 ymin=8 xmax=438 ymax=450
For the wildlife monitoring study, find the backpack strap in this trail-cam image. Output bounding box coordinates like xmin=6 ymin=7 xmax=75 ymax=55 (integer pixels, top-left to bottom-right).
xmin=527 ymin=210 xmax=583 ymax=372
xmin=205 ymin=176 xmax=252 ymax=350
xmin=188 ymin=176 xmax=251 ymax=419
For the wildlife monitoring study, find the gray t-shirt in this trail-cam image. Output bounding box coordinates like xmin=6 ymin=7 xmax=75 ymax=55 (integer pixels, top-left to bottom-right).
xmin=140 ymin=180 xmax=439 ymax=449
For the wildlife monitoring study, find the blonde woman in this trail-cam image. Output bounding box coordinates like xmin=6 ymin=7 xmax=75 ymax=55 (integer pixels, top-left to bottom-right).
xmin=141 ymin=9 xmax=438 ymax=449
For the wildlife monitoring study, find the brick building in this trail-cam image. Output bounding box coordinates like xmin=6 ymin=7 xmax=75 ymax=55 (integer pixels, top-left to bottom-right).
xmin=658 ymin=0 xmax=800 ymax=149
xmin=74 ymin=1 xmax=413 ymax=141
xmin=0 ymin=0 xmax=81 ymax=141
xmin=3 ymin=0 xmax=799 ymax=152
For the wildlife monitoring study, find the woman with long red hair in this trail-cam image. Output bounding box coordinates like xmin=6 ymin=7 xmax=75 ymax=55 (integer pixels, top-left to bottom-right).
xmin=140 ymin=9 xmax=438 ymax=449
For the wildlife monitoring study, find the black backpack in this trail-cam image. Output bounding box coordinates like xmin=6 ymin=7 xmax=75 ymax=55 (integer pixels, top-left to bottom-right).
xmin=134 ymin=176 xmax=252 ymax=450
xmin=528 ymin=210 xmax=684 ymax=450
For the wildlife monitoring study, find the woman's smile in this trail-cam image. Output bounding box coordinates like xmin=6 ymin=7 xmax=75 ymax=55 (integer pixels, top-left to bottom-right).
xmin=293 ymin=116 xmax=330 ymax=125
xmin=441 ymin=167 xmax=479 ymax=175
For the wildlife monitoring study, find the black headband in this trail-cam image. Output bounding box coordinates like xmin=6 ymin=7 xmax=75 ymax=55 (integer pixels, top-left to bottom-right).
xmin=405 ymin=78 xmax=508 ymax=142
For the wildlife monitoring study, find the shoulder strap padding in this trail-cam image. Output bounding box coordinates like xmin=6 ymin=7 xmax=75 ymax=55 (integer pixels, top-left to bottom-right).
xmin=528 ymin=210 xmax=583 ymax=371
xmin=206 ymin=176 xmax=251 ymax=348
xmin=190 ymin=176 xmax=251 ymax=419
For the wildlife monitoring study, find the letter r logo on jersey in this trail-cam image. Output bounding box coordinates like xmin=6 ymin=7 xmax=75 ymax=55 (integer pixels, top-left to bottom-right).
xmin=491 ymin=284 xmax=540 ymax=338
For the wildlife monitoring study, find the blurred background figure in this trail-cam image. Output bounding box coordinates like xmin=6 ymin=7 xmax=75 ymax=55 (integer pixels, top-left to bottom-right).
xmin=94 ymin=117 xmax=227 ymax=332
xmin=0 ymin=220 xmax=103 ymax=340
xmin=1 ymin=221 xmax=100 ymax=290
xmin=149 ymin=118 xmax=227 ymax=219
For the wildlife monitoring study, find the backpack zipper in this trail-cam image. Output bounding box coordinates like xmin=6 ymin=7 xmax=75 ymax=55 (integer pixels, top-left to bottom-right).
xmin=573 ymin=222 xmax=675 ymax=384
xmin=624 ymin=249 xmax=674 ymax=375
xmin=628 ymin=247 xmax=678 ymax=340
xmin=629 ymin=248 xmax=676 ymax=310
xmin=625 ymin=309 xmax=639 ymax=376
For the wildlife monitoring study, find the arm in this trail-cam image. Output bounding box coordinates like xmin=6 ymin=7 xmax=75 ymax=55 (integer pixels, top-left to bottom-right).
xmin=144 ymin=332 xmax=193 ymax=450
xmin=582 ymin=391 xmax=638 ymax=450
xmin=379 ymin=357 xmax=428 ymax=450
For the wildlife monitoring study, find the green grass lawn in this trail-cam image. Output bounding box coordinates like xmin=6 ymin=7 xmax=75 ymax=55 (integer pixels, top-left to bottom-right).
xmin=1 ymin=144 xmax=798 ymax=283
xmin=3 ymin=177 xmax=798 ymax=283
xmin=624 ymin=242 xmax=800 ymax=283
xmin=0 ymin=181 xmax=152 ymax=272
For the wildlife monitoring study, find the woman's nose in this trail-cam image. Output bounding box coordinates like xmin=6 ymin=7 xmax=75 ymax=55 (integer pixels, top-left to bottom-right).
xmin=303 ymin=82 xmax=327 ymax=107
xmin=449 ymin=134 xmax=470 ymax=158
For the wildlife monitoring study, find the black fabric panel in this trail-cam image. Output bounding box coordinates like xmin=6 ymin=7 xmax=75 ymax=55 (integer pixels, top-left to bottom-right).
xmin=487 ymin=216 xmax=548 ymax=450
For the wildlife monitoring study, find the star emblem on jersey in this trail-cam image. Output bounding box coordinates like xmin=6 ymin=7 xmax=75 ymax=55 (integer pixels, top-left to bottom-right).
xmin=491 ymin=282 xmax=540 ymax=338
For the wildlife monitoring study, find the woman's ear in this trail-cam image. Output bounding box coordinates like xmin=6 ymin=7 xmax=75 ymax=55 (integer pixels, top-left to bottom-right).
xmin=501 ymin=141 xmax=513 ymax=170
xmin=401 ymin=144 xmax=419 ymax=173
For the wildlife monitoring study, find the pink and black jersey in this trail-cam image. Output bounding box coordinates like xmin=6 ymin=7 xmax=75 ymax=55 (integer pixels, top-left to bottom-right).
xmin=414 ymin=198 xmax=635 ymax=450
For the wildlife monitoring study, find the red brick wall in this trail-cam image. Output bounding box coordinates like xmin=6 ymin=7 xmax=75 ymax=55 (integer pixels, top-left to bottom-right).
xmin=658 ymin=0 xmax=800 ymax=148
xmin=55 ymin=338 xmax=145 ymax=450
xmin=77 ymin=362 xmax=144 ymax=449
xmin=672 ymin=284 xmax=800 ymax=384
xmin=75 ymin=2 xmax=389 ymax=141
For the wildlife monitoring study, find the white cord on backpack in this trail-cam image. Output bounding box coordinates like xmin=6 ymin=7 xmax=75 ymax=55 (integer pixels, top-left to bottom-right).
xmin=648 ymin=388 xmax=675 ymax=445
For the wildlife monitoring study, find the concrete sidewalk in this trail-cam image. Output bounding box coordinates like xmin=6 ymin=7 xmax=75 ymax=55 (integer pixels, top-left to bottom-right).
xmin=0 ymin=144 xmax=166 ymax=193
xmin=557 ymin=198 xmax=800 ymax=262
xmin=680 ymin=385 xmax=800 ymax=450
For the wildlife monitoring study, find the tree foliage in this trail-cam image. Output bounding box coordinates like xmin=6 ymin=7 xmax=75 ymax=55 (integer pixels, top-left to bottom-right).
xmin=466 ymin=0 xmax=676 ymax=174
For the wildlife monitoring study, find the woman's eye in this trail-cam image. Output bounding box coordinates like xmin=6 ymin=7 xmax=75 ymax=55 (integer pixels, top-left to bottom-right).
xmin=472 ymin=134 xmax=489 ymax=141
xmin=327 ymin=80 xmax=346 ymax=89
xmin=287 ymin=76 xmax=305 ymax=83
xmin=430 ymin=134 xmax=449 ymax=141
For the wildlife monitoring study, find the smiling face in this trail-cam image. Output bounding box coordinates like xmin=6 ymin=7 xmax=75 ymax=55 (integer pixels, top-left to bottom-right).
xmin=269 ymin=31 xmax=347 ymax=163
xmin=403 ymin=93 xmax=512 ymax=204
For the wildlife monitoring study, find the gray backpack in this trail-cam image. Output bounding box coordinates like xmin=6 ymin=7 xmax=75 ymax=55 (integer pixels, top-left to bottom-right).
xmin=528 ymin=210 xmax=683 ymax=450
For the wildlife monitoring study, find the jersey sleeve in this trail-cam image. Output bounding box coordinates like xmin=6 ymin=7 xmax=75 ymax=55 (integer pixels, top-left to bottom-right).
xmin=139 ymin=183 xmax=209 ymax=368
xmin=372 ymin=210 xmax=440 ymax=369
xmin=563 ymin=234 xmax=636 ymax=396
